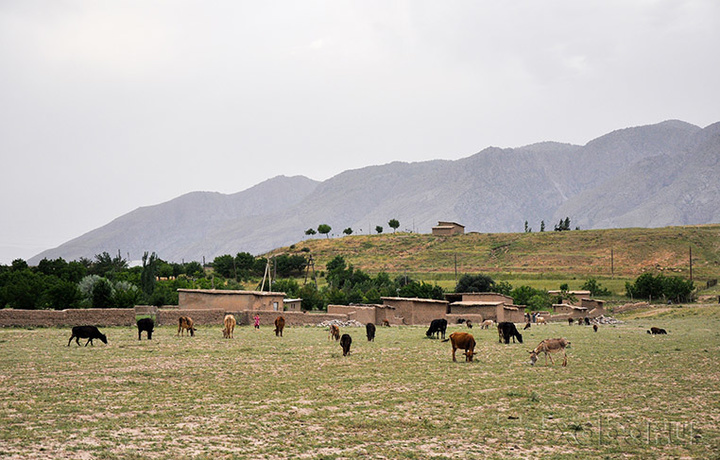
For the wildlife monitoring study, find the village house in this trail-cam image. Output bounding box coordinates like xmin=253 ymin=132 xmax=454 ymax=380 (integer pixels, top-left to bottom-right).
xmin=431 ymin=221 xmax=465 ymax=236
xmin=177 ymin=289 xmax=286 ymax=312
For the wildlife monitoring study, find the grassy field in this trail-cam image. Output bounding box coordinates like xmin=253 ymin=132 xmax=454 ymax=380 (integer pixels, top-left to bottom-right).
xmin=1 ymin=306 xmax=719 ymax=459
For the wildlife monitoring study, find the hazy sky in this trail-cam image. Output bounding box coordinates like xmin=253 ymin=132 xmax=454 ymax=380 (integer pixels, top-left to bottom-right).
xmin=1 ymin=0 xmax=719 ymax=264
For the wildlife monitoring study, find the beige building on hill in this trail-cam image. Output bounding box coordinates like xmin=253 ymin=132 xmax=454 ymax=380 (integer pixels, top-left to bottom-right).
xmin=431 ymin=221 xmax=465 ymax=236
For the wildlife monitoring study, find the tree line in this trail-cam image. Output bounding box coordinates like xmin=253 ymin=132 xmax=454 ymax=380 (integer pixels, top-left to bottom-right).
xmin=0 ymin=250 xmax=695 ymax=310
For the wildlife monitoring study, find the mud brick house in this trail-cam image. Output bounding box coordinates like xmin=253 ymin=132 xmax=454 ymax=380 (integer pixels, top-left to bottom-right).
xmin=431 ymin=221 xmax=465 ymax=236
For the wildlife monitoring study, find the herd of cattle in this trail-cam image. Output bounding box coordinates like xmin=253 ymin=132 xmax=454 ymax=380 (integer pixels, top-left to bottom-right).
xmin=65 ymin=314 xmax=670 ymax=366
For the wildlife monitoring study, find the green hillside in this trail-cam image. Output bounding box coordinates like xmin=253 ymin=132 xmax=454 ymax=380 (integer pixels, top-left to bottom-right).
xmin=269 ymin=225 xmax=720 ymax=293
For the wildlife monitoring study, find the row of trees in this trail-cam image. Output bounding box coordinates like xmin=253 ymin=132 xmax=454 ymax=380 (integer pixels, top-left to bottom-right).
xmin=524 ymin=217 xmax=578 ymax=233
xmin=0 ymin=249 xmax=695 ymax=310
xmin=305 ymin=219 xmax=401 ymax=238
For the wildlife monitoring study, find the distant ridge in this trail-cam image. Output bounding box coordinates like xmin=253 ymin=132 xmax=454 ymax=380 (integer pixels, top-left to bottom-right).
xmin=29 ymin=120 xmax=720 ymax=264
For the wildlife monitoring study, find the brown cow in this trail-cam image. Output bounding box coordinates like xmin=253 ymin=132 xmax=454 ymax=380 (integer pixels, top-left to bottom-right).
xmin=382 ymin=320 xmax=390 ymax=327
xmin=442 ymin=332 xmax=476 ymax=362
xmin=593 ymin=324 xmax=598 ymax=332
xmin=223 ymin=314 xmax=236 ymax=339
xmin=177 ymin=316 xmax=195 ymax=337
xmin=529 ymin=338 xmax=570 ymax=366
xmin=329 ymin=324 xmax=340 ymax=341
xmin=274 ymin=316 xmax=285 ymax=337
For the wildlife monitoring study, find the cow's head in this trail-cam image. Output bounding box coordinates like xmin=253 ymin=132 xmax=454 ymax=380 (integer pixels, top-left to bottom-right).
xmin=464 ymin=350 xmax=474 ymax=362
xmin=528 ymin=350 xmax=538 ymax=366
xmin=99 ymin=333 xmax=108 ymax=345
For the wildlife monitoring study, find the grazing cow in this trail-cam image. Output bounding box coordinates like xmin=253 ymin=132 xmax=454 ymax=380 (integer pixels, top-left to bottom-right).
xmin=441 ymin=331 xmax=476 ymax=362
xmin=497 ymin=322 xmax=523 ymax=344
xmin=68 ymin=326 xmax=107 ymax=347
xmin=593 ymin=324 xmax=598 ymax=332
xmin=529 ymin=338 xmax=570 ymax=366
xmin=584 ymin=317 xmax=591 ymax=326
xmin=137 ymin=318 xmax=154 ymax=340
xmin=568 ymin=318 xmax=574 ymax=325
xmin=223 ymin=314 xmax=236 ymax=339
xmin=426 ymin=319 xmax=448 ymax=340
xmin=274 ymin=316 xmax=285 ymax=337
xmin=524 ymin=322 xmax=531 ymax=330
xmin=536 ymin=317 xmax=547 ymax=325
xmin=382 ymin=320 xmax=390 ymax=327
xmin=366 ymin=323 xmax=376 ymax=342
xmin=177 ymin=316 xmax=196 ymax=337
xmin=329 ymin=324 xmax=340 ymax=341
xmin=340 ymin=334 xmax=352 ymax=356
xmin=480 ymin=319 xmax=494 ymax=330
xmin=648 ymin=327 xmax=668 ymax=335
xmin=466 ymin=320 xmax=473 ymax=329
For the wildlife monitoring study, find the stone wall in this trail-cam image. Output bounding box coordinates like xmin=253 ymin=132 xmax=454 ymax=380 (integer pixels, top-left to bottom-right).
xmin=0 ymin=307 xmax=351 ymax=328
xmin=0 ymin=308 xmax=136 ymax=327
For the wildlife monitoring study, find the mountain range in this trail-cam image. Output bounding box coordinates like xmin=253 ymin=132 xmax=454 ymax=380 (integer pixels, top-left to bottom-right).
xmin=29 ymin=119 xmax=720 ymax=264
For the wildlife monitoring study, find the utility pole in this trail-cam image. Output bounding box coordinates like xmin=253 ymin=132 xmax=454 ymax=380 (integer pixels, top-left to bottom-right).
xmin=689 ymin=246 xmax=693 ymax=281
xmin=454 ymin=254 xmax=458 ymax=285
xmin=611 ymin=248 xmax=614 ymax=278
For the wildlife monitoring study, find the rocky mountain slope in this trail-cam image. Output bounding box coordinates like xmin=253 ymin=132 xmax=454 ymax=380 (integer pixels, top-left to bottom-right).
xmin=29 ymin=120 xmax=719 ymax=263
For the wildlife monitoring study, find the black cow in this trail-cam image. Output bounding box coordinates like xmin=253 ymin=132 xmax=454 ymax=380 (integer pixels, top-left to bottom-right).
xmin=137 ymin=318 xmax=154 ymax=340
xmin=340 ymin=334 xmax=352 ymax=356
xmin=426 ymin=319 xmax=448 ymax=340
xmin=648 ymin=327 xmax=668 ymax=335
xmin=67 ymin=326 xmax=107 ymax=347
xmin=366 ymin=323 xmax=376 ymax=342
xmin=497 ymin=321 xmax=523 ymax=344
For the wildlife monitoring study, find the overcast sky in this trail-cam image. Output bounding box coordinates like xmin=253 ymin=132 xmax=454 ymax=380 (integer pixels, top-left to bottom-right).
xmin=1 ymin=0 xmax=719 ymax=264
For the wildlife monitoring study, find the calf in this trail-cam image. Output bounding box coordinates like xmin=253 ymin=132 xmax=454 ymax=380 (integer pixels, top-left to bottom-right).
xmin=480 ymin=319 xmax=494 ymax=330
xmin=340 ymin=333 xmax=352 ymax=356
xmin=177 ymin=316 xmax=196 ymax=337
xmin=366 ymin=323 xmax=376 ymax=342
xmin=536 ymin=317 xmax=547 ymax=325
xmin=466 ymin=320 xmax=473 ymax=329
xmin=426 ymin=318 xmax=448 ymax=340
xmin=329 ymin=324 xmax=340 ymax=341
xmin=568 ymin=318 xmax=574 ymax=325
xmin=593 ymin=324 xmax=598 ymax=332
xmin=382 ymin=320 xmax=390 ymax=327
xmin=529 ymin=338 xmax=570 ymax=366
xmin=223 ymin=314 xmax=236 ymax=339
xmin=442 ymin=332 xmax=476 ymax=362
xmin=274 ymin=316 xmax=285 ymax=337
xmin=68 ymin=326 xmax=107 ymax=347
xmin=497 ymin=322 xmax=523 ymax=344
xmin=648 ymin=327 xmax=668 ymax=335
xmin=584 ymin=317 xmax=591 ymax=326
xmin=137 ymin=318 xmax=154 ymax=340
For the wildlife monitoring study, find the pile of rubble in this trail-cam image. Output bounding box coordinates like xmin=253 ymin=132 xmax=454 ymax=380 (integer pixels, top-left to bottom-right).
xmin=594 ymin=315 xmax=623 ymax=325
xmin=316 ymin=319 xmax=365 ymax=328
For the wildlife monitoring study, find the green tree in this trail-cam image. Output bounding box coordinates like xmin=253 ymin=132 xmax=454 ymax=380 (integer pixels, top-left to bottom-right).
xmin=343 ymin=227 xmax=353 ymax=235
xmin=305 ymin=228 xmax=317 ymax=236
xmin=141 ymin=252 xmax=159 ymax=296
xmin=91 ymin=278 xmax=114 ymax=308
xmin=317 ymin=224 xmax=332 ymax=238
xmin=511 ymin=285 xmax=551 ymax=311
xmin=212 ymin=254 xmax=236 ymax=279
xmin=540 ymin=221 xmax=545 ymax=232
xmin=388 ymin=219 xmax=400 ymax=233
xmin=375 ymin=225 xmax=383 ymax=234
xmin=581 ymin=278 xmax=611 ymax=296
xmin=455 ymin=274 xmax=495 ymax=293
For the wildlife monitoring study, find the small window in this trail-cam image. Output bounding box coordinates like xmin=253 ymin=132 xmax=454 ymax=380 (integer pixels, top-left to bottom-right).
xmin=273 ymin=302 xmax=278 ymax=311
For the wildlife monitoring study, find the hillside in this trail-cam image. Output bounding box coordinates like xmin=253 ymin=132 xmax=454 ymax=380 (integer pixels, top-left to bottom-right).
xmin=269 ymin=225 xmax=720 ymax=282
xmin=28 ymin=119 xmax=720 ymax=264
